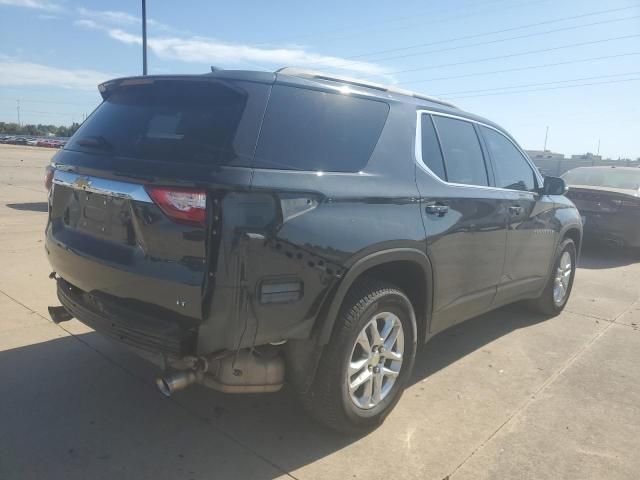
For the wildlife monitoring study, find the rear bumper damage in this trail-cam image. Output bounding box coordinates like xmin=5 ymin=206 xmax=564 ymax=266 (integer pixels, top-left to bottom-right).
xmin=56 ymin=277 xmax=196 ymax=357
xmin=52 ymin=276 xmax=285 ymax=395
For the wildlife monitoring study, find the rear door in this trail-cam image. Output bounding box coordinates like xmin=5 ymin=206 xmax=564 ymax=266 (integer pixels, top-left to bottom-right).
xmin=46 ymin=77 xmax=269 ymax=320
xmin=478 ymin=125 xmax=557 ymax=302
xmin=244 ymin=83 xmax=406 ymax=345
xmin=416 ymin=113 xmax=509 ymax=333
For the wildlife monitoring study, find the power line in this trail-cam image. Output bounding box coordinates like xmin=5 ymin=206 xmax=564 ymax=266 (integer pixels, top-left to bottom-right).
xmin=443 ymin=77 xmax=640 ymax=100
xmin=398 ymin=52 xmax=640 ymax=85
xmin=322 ymin=13 xmax=640 ymax=69
xmin=325 ymin=5 xmax=640 ymax=64
xmin=434 ymin=71 xmax=640 ymax=96
xmin=260 ymin=0 xmax=549 ymax=46
xmin=388 ymin=33 xmax=640 ymax=75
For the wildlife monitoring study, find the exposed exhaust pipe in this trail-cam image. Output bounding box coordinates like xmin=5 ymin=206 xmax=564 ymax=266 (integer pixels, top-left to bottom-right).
xmin=155 ymin=349 xmax=285 ymax=396
xmin=155 ymin=370 xmax=200 ymax=397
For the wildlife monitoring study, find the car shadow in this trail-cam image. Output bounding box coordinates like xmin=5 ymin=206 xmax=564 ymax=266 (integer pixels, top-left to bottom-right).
xmin=0 ymin=304 xmax=548 ymax=479
xmin=578 ymin=242 xmax=639 ymax=269
xmin=6 ymin=202 xmax=48 ymax=212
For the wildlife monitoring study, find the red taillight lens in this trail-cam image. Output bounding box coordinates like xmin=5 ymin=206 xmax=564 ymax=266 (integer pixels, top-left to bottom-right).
xmin=44 ymin=166 xmax=54 ymax=191
xmin=146 ymin=187 xmax=207 ymax=226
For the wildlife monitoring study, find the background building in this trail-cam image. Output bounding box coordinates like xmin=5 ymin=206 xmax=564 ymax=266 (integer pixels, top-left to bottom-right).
xmin=525 ymin=150 xmax=639 ymax=176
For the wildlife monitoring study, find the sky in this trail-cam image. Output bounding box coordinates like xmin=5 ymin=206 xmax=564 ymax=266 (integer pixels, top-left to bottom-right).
xmin=0 ymin=0 xmax=638 ymax=158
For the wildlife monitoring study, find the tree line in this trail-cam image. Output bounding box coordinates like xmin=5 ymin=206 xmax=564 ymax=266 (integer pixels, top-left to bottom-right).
xmin=0 ymin=122 xmax=81 ymax=138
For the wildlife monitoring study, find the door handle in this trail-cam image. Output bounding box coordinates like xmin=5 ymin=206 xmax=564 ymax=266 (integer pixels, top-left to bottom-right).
xmin=425 ymin=204 xmax=449 ymax=217
xmin=509 ymin=205 xmax=523 ymax=216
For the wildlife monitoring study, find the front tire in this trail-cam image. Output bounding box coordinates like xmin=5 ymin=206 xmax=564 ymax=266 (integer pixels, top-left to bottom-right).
xmin=301 ymin=278 xmax=417 ymax=434
xmin=527 ymin=238 xmax=577 ymax=316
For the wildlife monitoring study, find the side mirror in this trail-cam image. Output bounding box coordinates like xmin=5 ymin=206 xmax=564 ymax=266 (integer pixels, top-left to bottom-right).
xmin=542 ymin=176 xmax=568 ymax=196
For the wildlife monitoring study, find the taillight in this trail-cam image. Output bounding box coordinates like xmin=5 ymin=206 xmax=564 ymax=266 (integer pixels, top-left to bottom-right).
xmin=44 ymin=166 xmax=54 ymax=191
xmin=146 ymin=186 xmax=207 ymax=226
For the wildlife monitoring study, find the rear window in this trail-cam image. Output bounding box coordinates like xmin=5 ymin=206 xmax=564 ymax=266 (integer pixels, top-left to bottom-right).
xmin=66 ymin=79 xmax=269 ymax=165
xmin=253 ymin=85 xmax=389 ymax=172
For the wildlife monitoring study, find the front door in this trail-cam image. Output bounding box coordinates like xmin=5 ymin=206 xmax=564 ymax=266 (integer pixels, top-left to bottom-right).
xmin=477 ymin=125 xmax=557 ymax=302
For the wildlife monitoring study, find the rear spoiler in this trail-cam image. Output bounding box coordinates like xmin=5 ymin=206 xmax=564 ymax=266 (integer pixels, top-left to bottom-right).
xmin=98 ymin=71 xmax=276 ymax=100
xmin=98 ymin=77 xmax=156 ymax=100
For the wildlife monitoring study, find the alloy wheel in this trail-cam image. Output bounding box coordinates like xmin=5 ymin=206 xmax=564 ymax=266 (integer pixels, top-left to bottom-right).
xmin=347 ymin=312 xmax=404 ymax=410
xmin=553 ymin=251 xmax=572 ymax=306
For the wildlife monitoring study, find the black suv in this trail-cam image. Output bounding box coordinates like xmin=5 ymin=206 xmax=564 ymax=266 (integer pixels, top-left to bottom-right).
xmin=45 ymin=68 xmax=582 ymax=433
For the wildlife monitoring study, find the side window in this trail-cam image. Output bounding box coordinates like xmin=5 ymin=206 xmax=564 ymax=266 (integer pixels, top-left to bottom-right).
xmin=420 ymin=114 xmax=446 ymax=180
xmin=254 ymin=85 xmax=389 ymax=172
xmin=480 ymin=126 xmax=536 ymax=191
xmin=432 ymin=116 xmax=488 ymax=186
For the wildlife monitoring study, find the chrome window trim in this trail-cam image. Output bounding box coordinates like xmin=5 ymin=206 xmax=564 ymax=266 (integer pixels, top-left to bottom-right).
xmin=52 ymin=169 xmax=153 ymax=203
xmin=415 ymin=109 xmax=543 ymax=195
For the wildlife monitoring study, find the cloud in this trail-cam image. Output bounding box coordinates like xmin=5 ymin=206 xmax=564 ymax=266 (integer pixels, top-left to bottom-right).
xmin=77 ymin=7 xmax=138 ymax=25
xmin=77 ymin=7 xmax=173 ymax=32
xmin=0 ymin=0 xmax=60 ymax=11
xmin=0 ymin=59 xmax=115 ymax=90
xmin=146 ymin=36 xmax=390 ymax=78
xmin=76 ymin=20 xmax=391 ymax=79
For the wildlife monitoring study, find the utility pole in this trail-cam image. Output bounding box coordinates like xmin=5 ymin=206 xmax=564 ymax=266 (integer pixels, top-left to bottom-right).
xmin=543 ymin=125 xmax=549 ymax=151
xmin=142 ymin=0 xmax=148 ymax=75
xmin=16 ymin=99 xmax=20 ymax=126
xmin=597 ymin=139 xmax=601 ymax=156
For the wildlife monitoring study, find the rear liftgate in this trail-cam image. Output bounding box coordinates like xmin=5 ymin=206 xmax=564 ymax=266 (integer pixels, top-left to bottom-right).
xmin=46 ymin=170 xmax=286 ymax=395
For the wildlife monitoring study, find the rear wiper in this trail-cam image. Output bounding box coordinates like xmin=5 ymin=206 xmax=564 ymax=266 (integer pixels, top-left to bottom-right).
xmin=75 ymin=135 xmax=114 ymax=151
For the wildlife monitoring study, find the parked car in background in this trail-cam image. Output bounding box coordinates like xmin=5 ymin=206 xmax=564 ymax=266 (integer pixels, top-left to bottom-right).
xmin=563 ymin=166 xmax=640 ymax=248
xmin=0 ymin=135 xmax=68 ymax=147
xmin=45 ymin=69 xmax=582 ymax=433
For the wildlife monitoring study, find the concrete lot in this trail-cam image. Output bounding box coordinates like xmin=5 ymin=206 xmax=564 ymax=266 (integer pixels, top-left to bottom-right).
xmin=0 ymin=143 xmax=638 ymax=480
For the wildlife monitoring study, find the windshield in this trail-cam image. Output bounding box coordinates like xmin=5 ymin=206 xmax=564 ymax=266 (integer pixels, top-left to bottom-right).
xmin=562 ymin=168 xmax=640 ymax=191
xmin=66 ymin=79 xmax=268 ymax=165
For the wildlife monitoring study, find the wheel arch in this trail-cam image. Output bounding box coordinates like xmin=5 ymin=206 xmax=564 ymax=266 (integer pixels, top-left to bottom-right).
xmin=562 ymin=225 xmax=582 ymax=255
xmin=285 ymin=248 xmax=433 ymax=394
xmin=317 ymin=248 xmax=433 ymax=345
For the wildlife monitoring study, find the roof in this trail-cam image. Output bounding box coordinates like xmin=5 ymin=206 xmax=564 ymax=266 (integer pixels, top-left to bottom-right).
xmin=276 ymin=67 xmax=458 ymax=109
xmin=97 ymin=68 xmax=457 ymax=109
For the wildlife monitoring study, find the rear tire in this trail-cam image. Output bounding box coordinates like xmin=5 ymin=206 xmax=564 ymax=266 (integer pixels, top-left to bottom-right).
xmin=526 ymin=238 xmax=576 ymax=316
xmin=301 ymin=278 xmax=417 ymax=434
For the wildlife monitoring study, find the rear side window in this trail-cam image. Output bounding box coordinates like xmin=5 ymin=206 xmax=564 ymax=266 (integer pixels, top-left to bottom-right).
xmin=66 ymin=79 xmax=269 ymax=165
xmin=480 ymin=126 xmax=536 ymax=191
xmin=432 ymin=116 xmax=488 ymax=187
xmin=420 ymin=114 xmax=446 ymax=180
xmin=253 ymin=85 xmax=389 ymax=171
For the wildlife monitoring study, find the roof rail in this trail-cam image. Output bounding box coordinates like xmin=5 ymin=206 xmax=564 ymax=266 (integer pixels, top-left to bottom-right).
xmin=276 ymin=67 xmax=458 ymax=109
